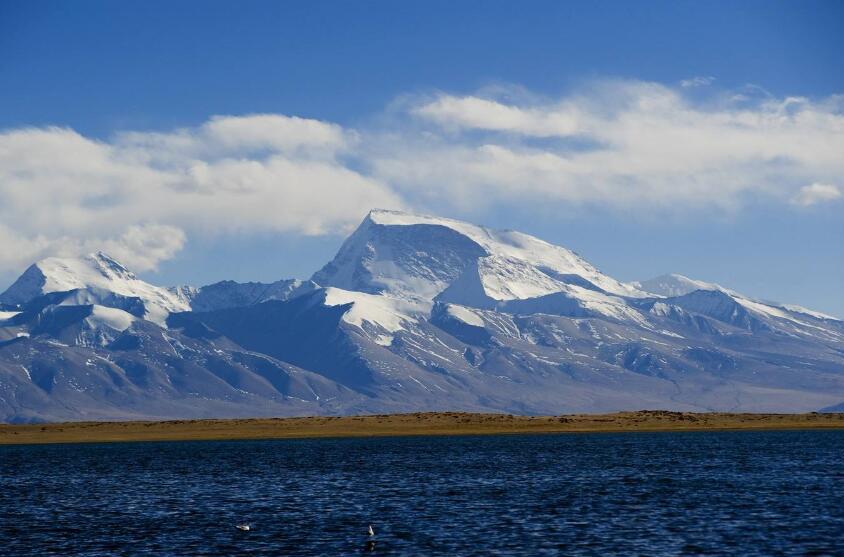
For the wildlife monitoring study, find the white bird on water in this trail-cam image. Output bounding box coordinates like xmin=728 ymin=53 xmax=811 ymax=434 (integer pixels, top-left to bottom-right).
xmin=236 ymin=524 xmax=251 ymax=532
xmin=368 ymin=525 xmax=375 ymax=537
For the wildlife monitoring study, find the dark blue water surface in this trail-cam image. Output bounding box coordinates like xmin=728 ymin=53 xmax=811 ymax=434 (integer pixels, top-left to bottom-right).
xmin=2 ymin=430 xmax=843 ymax=556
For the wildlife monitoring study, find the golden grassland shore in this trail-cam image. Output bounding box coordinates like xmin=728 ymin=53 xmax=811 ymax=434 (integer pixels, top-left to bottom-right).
xmin=2 ymin=411 xmax=844 ymax=445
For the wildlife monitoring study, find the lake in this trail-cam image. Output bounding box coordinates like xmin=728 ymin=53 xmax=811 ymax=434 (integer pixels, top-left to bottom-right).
xmin=2 ymin=430 xmax=842 ymax=555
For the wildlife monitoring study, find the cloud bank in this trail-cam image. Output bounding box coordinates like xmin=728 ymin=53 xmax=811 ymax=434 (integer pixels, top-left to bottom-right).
xmin=0 ymin=115 xmax=402 ymax=271
xmin=791 ymin=183 xmax=842 ymax=207
xmin=383 ymin=81 xmax=844 ymax=211
xmin=1 ymin=79 xmax=842 ymax=271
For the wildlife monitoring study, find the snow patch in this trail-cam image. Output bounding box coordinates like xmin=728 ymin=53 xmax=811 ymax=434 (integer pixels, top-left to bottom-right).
xmin=323 ymin=287 xmax=429 ymax=345
xmin=477 ymin=255 xmax=563 ymax=300
xmin=0 ymin=311 xmax=20 ymax=322
xmin=566 ymin=285 xmax=649 ymax=325
xmin=633 ymin=273 xmax=732 ymax=297
xmin=779 ymin=304 xmax=840 ymax=321
xmin=85 ymin=305 xmax=136 ymax=332
xmin=445 ymin=304 xmax=485 ymax=327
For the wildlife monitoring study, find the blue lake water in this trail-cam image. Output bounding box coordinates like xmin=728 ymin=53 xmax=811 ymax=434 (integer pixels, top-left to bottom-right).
xmin=1 ymin=430 xmax=843 ymax=556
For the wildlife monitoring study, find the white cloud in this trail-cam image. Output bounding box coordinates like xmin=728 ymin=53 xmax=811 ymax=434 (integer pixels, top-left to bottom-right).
xmin=0 ymin=115 xmax=403 ymax=273
xmin=1 ymin=80 xmax=842 ymax=275
xmin=118 ymin=114 xmax=350 ymax=160
xmin=99 ymin=225 xmax=187 ymax=272
xmin=412 ymin=96 xmax=578 ymax=136
xmin=201 ymin=114 xmax=349 ymax=153
xmin=680 ymin=76 xmax=716 ymax=88
xmin=791 ymin=183 xmax=842 ymax=207
xmin=378 ymin=80 xmax=844 ymax=211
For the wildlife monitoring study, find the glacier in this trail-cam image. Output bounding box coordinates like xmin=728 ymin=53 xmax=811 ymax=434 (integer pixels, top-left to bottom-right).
xmin=1 ymin=209 xmax=842 ymax=422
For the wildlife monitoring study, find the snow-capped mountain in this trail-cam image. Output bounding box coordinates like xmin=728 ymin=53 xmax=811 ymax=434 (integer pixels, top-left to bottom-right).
xmin=1 ymin=210 xmax=843 ymax=422
xmin=183 ymin=278 xmax=318 ymax=312
xmin=0 ymin=252 xmax=191 ymax=325
xmin=314 ymin=209 xmax=648 ymax=301
xmin=634 ymin=273 xmax=841 ymax=338
xmin=632 ymin=273 xmax=729 ymax=297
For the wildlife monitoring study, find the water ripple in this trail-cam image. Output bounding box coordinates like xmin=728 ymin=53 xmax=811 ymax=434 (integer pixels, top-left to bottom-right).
xmin=1 ymin=430 xmax=842 ymax=555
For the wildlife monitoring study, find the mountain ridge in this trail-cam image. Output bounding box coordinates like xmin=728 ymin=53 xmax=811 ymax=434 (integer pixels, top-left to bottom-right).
xmin=1 ymin=209 xmax=842 ymax=422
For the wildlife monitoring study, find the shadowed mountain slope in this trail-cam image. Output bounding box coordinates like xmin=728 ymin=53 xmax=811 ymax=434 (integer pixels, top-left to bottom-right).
xmin=1 ymin=210 xmax=842 ymax=422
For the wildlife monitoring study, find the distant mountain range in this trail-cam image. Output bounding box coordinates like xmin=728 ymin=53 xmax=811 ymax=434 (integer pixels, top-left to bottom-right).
xmin=1 ymin=209 xmax=842 ymax=423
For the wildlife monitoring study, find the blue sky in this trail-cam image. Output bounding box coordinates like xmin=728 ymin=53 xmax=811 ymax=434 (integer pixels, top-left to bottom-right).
xmin=1 ymin=0 xmax=842 ymax=314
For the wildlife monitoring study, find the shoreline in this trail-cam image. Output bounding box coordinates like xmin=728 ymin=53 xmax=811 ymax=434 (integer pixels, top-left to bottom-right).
xmin=2 ymin=411 xmax=844 ymax=446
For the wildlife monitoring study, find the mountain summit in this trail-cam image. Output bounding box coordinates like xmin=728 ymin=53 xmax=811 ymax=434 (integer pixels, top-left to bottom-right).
xmin=0 ymin=251 xmax=191 ymax=325
xmin=314 ymin=209 xmax=647 ymax=301
xmin=1 ymin=210 xmax=843 ymax=422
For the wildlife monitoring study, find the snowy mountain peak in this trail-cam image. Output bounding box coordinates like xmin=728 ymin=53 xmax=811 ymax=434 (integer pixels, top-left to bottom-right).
xmin=314 ymin=209 xmax=649 ymax=304
xmin=0 ymin=252 xmax=190 ymax=325
xmin=632 ymin=273 xmax=729 ymax=298
xmin=89 ymin=251 xmax=135 ymax=279
xmin=0 ymin=252 xmax=138 ymax=305
xmin=185 ymin=278 xmax=319 ymax=312
xmin=635 ymin=273 xmax=841 ymax=328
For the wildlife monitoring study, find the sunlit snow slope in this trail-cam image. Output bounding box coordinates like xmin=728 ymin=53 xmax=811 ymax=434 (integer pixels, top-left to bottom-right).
xmin=1 ymin=210 xmax=842 ymax=422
